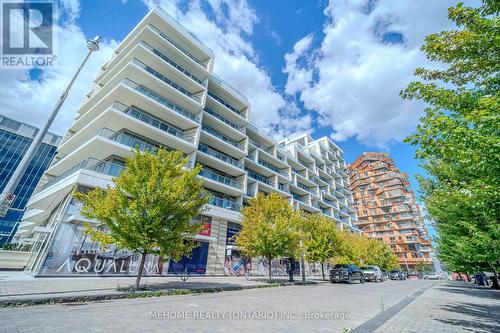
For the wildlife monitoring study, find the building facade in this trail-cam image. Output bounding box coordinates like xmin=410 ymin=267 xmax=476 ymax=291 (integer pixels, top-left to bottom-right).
xmin=0 ymin=115 xmax=61 ymax=246
xmin=13 ymin=7 xmax=358 ymax=277
xmin=348 ymin=152 xmax=432 ymax=271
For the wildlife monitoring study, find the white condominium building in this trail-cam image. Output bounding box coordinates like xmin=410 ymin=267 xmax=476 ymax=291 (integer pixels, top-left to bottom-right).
xmin=14 ymin=7 xmax=358 ymax=277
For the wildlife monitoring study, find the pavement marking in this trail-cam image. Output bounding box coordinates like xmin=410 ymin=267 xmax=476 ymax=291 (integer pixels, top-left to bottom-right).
xmin=351 ymin=281 xmax=440 ymax=333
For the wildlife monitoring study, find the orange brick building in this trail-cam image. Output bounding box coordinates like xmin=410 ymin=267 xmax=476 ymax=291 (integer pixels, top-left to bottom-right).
xmin=348 ymin=152 xmax=432 ymax=271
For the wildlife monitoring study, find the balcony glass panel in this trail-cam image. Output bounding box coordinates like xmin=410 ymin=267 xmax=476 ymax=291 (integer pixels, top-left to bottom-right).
xmin=200 ymin=166 xmax=240 ymax=189
xmin=141 ymin=41 xmax=204 ymax=85
xmin=207 ymin=91 xmax=242 ymax=116
xmin=198 ymin=143 xmax=242 ymax=168
xmin=208 ymin=197 xmax=241 ymax=211
xmin=97 ymin=128 xmax=167 ymax=154
xmin=204 ymin=107 xmax=243 ymax=132
xmin=201 ymin=124 xmax=243 ymax=149
xmin=113 ymin=102 xmax=193 ymax=142
xmin=246 ymin=169 xmax=272 ymax=185
xmin=133 ymin=59 xmax=201 ymax=103
xmin=124 ymin=79 xmax=199 ymax=122
xmin=42 ymin=158 xmax=125 ymax=190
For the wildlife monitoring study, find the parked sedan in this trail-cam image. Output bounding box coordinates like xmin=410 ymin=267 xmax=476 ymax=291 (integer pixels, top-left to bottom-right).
xmin=360 ymin=266 xmax=384 ymax=282
xmin=424 ymin=273 xmax=441 ymax=280
xmin=330 ymin=264 xmax=365 ymax=284
xmin=390 ymin=270 xmax=407 ymax=280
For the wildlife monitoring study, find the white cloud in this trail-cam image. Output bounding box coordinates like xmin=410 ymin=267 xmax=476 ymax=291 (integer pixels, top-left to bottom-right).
xmin=142 ymin=0 xmax=310 ymax=139
xmin=284 ymin=0 xmax=467 ymax=147
xmin=0 ymin=1 xmax=118 ymax=136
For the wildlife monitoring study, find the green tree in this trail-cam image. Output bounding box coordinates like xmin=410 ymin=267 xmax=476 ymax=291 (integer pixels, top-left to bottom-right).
xmin=415 ymin=261 xmax=432 ymax=277
xmin=235 ymin=193 xmax=299 ymax=281
xmin=302 ymin=214 xmax=342 ymax=280
xmin=75 ymin=149 xmax=209 ymax=289
xmin=401 ymin=1 xmax=500 ymax=287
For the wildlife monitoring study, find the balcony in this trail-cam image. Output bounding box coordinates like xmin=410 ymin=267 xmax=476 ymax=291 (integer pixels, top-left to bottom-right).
xmin=207 ymin=90 xmax=244 ymax=118
xmin=204 ymin=108 xmax=243 ymax=133
xmin=208 ymin=197 xmax=241 ymax=212
xmin=247 ymin=169 xmax=273 ymax=186
xmin=198 ymin=143 xmax=243 ymax=169
xmin=142 ymin=41 xmax=205 ymax=86
xmin=200 ymin=167 xmax=243 ymax=190
xmin=148 ymin=24 xmax=210 ymax=69
xmin=97 ymin=128 xmax=164 ymax=154
xmin=120 ymin=103 xmax=194 ymax=143
xmin=126 ymin=79 xmax=199 ymax=122
xmin=201 ymin=124 xmax=244 ymax=150
xmin=133 ymin=58 xmax=203 ymax=103
xmin=42 ymin=158 xmax=125 ymax=191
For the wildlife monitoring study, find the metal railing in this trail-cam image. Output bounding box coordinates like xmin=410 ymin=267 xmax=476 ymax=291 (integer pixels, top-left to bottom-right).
xmin=246 ymin=169 xmax=272 ymax=185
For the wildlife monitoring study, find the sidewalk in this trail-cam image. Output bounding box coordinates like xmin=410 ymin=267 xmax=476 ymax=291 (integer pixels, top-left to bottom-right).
xmin=0 ymin=271 xmax=322 ymax=306
xmin=372 ymin=281 xmax=500 ymax=333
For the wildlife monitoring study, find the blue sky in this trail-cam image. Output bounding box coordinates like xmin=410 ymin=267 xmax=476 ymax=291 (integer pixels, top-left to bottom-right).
xmin=78 ymin=0 xmax=427 ymax=190
xmin=2 ymin=0 xmax=466 ymax=209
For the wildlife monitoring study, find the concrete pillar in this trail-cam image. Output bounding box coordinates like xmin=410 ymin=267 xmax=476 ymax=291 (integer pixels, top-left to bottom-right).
xmin=206 ymin=219 xmax=227 ymax=275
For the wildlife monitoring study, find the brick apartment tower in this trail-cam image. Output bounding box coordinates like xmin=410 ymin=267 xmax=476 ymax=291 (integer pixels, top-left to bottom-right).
xmin=348 ymin=152 xmax=433 ymax=271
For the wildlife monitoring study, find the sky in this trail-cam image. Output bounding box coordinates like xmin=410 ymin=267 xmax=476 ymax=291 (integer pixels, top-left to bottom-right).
xmin=0 ymin=0 xmax=472 ymax=215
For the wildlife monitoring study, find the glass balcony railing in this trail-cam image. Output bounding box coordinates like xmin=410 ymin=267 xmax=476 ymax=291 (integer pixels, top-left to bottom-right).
xmin=42 ymin=158 xmax=125 ymax=190
xmin=201 ymin=124 xmax=243 ymax=149
xmin=246 ymin=169 xmax=272 ymax=185
xmin=123 ymin=79 xmax=199 ymax=122
xmin=132 ymin=59 xmax=201 ymax=103
xmin=148 ymin=24 xmax=210 ymax=68
xmin=297 ymin=182 xmax=316 ymax=194
xmin=141 ymin=41 xmax=204 ymax=86
xmin=198 ymin=143 xmax=243 ymax=168
xmin=292 ymin=193 xmax=305 ymax=203
xmin=97 ymin=128 xmax=165 ymax=154
xmin=207 ymin=91 xmax=243 ymax=117
xmin=112 ymin=102 xmax=194 ymax=143
xmin=204 ymin=107 xmax=243 ymax=132
xmin=200 ymin=167 xmax=241 ymax=189
xmin=210 ymin=73 xmax=248 ymax=103
xmin=208 ymin=197 xmax=241 ymax=211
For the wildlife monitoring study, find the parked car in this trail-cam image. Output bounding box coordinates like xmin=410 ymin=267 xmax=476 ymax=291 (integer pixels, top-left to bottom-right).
xmin=424 ymin=273 xmax=440 ymax=280
xmin=390 ymin=270 xmax=407 ymax=280
xmin=382 ymin=270 xmax=390 ymax=281
xmin=330 ymin=264 xmax=365 ymax=284
xmin=360 ymin=266 xmax=384 ymax=282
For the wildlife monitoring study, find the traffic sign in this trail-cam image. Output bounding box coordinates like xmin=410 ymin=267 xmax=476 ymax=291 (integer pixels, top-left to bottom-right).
xmin=0 ymin=193 xmax=15 ymax=218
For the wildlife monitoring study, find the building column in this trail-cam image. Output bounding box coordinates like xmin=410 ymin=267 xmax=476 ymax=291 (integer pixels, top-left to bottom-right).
xmin=206 ymin=219 xmax=227 ymax=275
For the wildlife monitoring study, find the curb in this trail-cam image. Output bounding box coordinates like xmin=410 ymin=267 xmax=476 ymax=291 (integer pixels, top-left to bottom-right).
xmin=0 ymin=280 xmax=318 ymax=308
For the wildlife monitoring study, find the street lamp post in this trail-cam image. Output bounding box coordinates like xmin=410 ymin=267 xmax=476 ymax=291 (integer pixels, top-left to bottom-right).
xmin=0 ymin=36 xmax=102 ymax=216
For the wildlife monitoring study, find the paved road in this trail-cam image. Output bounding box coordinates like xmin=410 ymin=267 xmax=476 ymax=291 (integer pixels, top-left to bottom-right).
xmin=0 ymin=280 xmax=434 ymax=333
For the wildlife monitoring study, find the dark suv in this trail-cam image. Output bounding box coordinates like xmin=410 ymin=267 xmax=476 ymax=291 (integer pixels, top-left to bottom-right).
xmin=330 ymin=264 xmax=365 ymax=284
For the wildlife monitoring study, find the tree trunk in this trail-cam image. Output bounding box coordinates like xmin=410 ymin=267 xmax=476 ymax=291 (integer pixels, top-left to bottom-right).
xmin=491 ymin=271 xmax=500 ymax=290
xmin=321 ymin=262 xmax=325 ymax=281
xmin=268 ymin=258 xmax=272 ymax=282
xmin=135 ymin=251 xmax=147 ymax=290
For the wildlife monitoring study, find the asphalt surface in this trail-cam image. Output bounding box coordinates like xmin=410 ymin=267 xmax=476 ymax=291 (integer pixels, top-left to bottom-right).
xmin=0 ymin=279 xmax=436 ymax=332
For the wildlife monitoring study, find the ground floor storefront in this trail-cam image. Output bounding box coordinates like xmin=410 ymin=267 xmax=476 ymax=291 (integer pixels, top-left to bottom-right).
xmin=22 ymin=206 xmax=327 ymax=278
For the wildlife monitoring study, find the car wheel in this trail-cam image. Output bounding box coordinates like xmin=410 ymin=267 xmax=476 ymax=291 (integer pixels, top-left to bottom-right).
xmin=348 ymin=275 xmax=353 ymax=284
xmin=360 ymin=276 xmax=365 ymax=283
